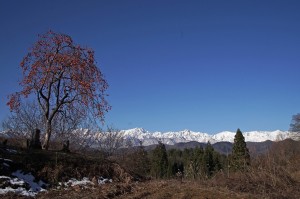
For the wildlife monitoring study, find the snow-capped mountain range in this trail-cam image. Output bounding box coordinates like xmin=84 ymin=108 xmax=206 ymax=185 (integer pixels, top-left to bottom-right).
xmin=0 ymin=128 xmax=297 ymax=147
xmin=120 ymin=128 xmax=297 ymax=146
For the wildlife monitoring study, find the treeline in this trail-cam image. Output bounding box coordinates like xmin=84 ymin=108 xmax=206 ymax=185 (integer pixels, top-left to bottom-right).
xmin=118 ymin=128 xmax=250 ymax=180
xmin=150 ymin=141 xmax=223 ymax=179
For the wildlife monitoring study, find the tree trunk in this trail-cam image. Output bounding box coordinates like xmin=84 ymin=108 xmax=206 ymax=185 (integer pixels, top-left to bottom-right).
xmin=43 ymin=121 xmax=52 ymax=150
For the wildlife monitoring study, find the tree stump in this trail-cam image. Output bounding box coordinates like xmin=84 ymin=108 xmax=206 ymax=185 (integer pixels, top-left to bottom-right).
xmin=2 ymin=139 xmax=7 ymax=147
xmin=30 ymin=129 xmax=42 ymax=149
xmin=62 ymin=140 xmax=70 ymax=152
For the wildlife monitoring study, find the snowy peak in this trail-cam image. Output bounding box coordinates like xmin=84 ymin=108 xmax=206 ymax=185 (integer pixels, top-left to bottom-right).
xmin=121 ymin=128 xmax=295 ymax=146
xmin=212 ymin=131 xmax=236 ymax=143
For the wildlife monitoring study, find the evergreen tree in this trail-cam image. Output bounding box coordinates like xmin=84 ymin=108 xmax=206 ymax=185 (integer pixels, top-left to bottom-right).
xmin=151 ymin=141 xmax=168 ymax=178
xmin=231 ymin=128 xmax=250 ymax=171
xmin=167 ymin=149 xmax=184 ymax=177
xmin=203 ymin=142 xmax=215 ymax=177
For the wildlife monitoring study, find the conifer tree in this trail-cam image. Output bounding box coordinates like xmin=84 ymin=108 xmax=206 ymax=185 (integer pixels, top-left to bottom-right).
xmin=182 ymin=147 xmax=202 ymax=179
xmin=231 ymin=128 xmax=250 ymax=171
xmin=167 ymin=149 xmax=184 ymax=177
xmin=203 ymin=142 xmax=215 ymax=177
xmin=151 ymin=141 xmax=168 ymax=178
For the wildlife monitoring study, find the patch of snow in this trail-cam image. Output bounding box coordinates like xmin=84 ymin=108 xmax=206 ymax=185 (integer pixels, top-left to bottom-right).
xmin=0 ymin=158 xmax=13 ymax=162
xmin=98 ymin=177 xmax=112 ymax=184
xmin=0 ymin=186 xmax=36 ymax=197
xmin=6 ymin=149 xmax=17 ymax=154
xmin=0 ymin=176 xmax=10 ymax=179
xmin=0 ymin=173 xmax=46 ymax=197
xmin=65 ymin=177 xmax=93 ymax=186
xmin=9 ymin=177 xmax=26 ymax=186
xmin=12 ymin=170 xmax=47 ymax=192
xmin=60 ymin=177 xmax=112 ymax=188
xmin=3 ymin=163 xmax=10 ymax=167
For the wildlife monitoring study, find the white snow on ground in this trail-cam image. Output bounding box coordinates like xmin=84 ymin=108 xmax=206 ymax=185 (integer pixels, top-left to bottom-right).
xmin=3 ymin=163 xmax=10 ymax=167
xmin=0 ymin=156 xmax=112 ymax=197
xmin=12 ymin=170 xmax=48 ymax=192
xmin=0 ymin=186 xmax=36 ymax=197
xmin=1 ymin=158 xmax=12 ymax=162
xmin=1 ymin=172 xmax=112 ymax=197
xmin=0 ymin=176 xmax=10 ymax=180
xmin=60 ymin=177 xmax=112 ymax=187
xmin=63 ymin=177 xmax=93 ymax=186
xmin=98 ymin=177 xmax=113 ymax=184
xmin=0 ymin=170 xmax=47 ymax=197
xmin=0 ymin=175 xmax=38 ymax=197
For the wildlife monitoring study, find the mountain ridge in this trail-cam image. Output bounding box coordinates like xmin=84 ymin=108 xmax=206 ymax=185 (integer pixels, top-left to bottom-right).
xmin=0 ymin=128 xmax=297 ymax=147
xmin=121 ymin=128 xmax=296 ymax=146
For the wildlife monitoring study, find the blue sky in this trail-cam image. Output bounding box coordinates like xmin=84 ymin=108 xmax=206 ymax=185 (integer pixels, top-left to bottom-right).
xmin=0 ymin=0 xmax=300 ymax=134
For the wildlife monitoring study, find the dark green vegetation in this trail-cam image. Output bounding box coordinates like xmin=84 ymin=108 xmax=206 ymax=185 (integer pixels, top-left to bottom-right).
xmin=148 ymin=129 xmax=249 ymax=180
xmin=231 ymin=128 xmax=250 ymax=171
xmin=150 ymin=141 xmax=168 ymax=178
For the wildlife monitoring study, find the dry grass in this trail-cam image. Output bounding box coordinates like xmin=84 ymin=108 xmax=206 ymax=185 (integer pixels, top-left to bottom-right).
xmin=2 ymin=139 xmax=300 ymax=199
xmin=208 ymin=139 xmax=300 ymax=199
xmin=124 ymin=180 xmax=254 ymax=199
xmin=208 ymin=170 xmax=300 ymax=199
xmin=36 ymin=180 xmax=253 ymax=199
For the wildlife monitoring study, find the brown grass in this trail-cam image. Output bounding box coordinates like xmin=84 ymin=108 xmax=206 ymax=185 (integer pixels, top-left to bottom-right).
xmin=2 ymin=139 xmax=300 ymax=199
xmin=208 ymin=139 xmax=300 ymax=199
xmin=36 ymin=180 xmax=252 ymax=199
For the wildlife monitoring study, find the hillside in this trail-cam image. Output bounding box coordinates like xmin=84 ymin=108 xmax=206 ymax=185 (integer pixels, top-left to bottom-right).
xmin=1 ymin=138 xmax=300 ymax=198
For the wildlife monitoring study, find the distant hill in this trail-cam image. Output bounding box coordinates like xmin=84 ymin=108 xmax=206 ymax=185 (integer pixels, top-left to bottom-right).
xmin=144 ymin=140 xmax=275 ymax=155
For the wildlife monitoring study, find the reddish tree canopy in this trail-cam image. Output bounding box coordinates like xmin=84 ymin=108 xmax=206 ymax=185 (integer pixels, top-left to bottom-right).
xmin=7 ymin=30 xmax=111 ymax=149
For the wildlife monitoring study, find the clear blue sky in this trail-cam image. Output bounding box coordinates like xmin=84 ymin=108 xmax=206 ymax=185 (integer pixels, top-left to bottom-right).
xmin=0 ymin=0 xmax=299 ymax=134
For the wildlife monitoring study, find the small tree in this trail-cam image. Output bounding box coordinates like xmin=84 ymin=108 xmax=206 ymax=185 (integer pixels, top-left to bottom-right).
xmin=187 ymin=147 xmax=203 ymax=179
xmin=231 ymin=128 xmax=250 ymax=171
xmin=115 ymin=139 xmax=151 ymax=178
xmin=151 ymin=141 xmax=168 ymax=179
xmin=7 ymin=30 xmax=110 ymax=149
xmin=167 ymin=149 xmax=184 ymax=178
xmin=203 ymin=142 xmax=215 ymax=177
xmin=97 ymin=127 xmax=124 ymax=157
xmin=130 ymin=141 xmax=150 ymax=177
xmin=290 ymin=113 xmax=300 ymax=140
xmin=2 ymin=101 xmax=44 ymax=146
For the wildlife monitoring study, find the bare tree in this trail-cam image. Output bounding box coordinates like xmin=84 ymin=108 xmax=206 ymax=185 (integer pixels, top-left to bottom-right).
xmin=2 ymin=101 xmax=90 ymax=150
xmin=2 ymin=101 xmax=44 ymax=146
xmin=97 ymin=126 xmax=124 ymax=157
xmin=289 ymin=113 xmax=300 ymax=140
xmin=49 ymin=108 xmax=84 ymax=149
